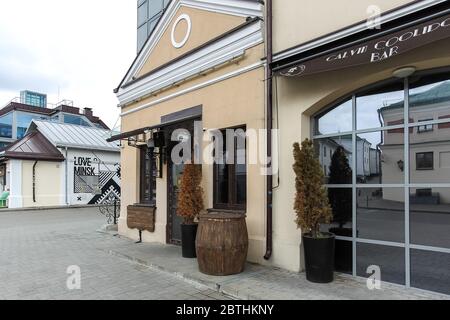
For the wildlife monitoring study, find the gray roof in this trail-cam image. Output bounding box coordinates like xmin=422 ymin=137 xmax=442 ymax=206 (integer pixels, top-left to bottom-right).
xmin=27 ymin=120 xmax=120 ymax=152
xmin=382 ymin=80 xmax=450 ymax=111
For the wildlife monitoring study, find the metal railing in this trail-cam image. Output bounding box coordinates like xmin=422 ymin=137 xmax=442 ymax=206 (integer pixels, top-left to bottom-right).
xmin=99 ymin=198 xmax=121 ymax=225
xmin=3 ymin=97 xmax=74 ymax=109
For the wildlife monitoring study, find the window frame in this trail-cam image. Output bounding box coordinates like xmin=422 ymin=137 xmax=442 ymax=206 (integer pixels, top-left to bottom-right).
xmin=139 ymin=146 xmax=157 ymax=205
xmin=416 ymin=152 xmax=434 ymax=171
xmin=310 ymin=67 xmax=450 ymax=292
xmin=213 ymin=126 xmax=247 ymax=212
xmin=417 ymin=119 xmax=434 ymax=133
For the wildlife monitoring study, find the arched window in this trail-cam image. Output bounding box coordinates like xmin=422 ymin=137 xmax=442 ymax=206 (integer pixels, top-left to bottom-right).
xmin=312 ymin=68 xmax=450 ymax=295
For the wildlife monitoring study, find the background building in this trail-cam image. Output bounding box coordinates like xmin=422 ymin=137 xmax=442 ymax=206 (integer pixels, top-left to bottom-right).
xmin=137 ymin=0 xmax=171 ymax=52
xmin=20 ymin=90 xmax=47 ymax=108
xmin=0 ymin=92 xmax=109 ymax=149
xmin=0 ymin=120 xmax=120 ymax=208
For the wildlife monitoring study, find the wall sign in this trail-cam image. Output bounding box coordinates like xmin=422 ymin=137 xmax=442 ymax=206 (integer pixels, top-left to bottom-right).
xmin=72 ymin=156 xmax=121 ymax=205
xmin=171 ymin=14 xmax=192 ymax=49
xmin=278 ymin=13 xmax=450 ymax=77
xmin=74 ymin=157 xmax=98 ymax=194
xmin=74 ymin=157 xmax=96 ymax=176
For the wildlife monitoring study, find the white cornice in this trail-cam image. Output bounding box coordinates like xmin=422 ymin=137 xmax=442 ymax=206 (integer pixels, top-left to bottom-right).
xmin=117 ymin=21 xmax=262 ymax=106
xmin=120 ymin=61 xmax=264 ymax=117
xmin=273 ymin=0 xmax=447 ymax=62
xmin=121 ymin=0 xmax=263 ymax=88
xmin=181 ymin=0 xmax=263 ymax=18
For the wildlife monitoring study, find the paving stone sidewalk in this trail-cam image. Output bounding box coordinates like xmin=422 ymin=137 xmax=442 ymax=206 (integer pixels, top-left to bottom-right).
xmin=1 ymin=207 xmax=448 ymax=300
xmin=0 ymin=208 xmax=231 ymax=300
xmin=102 ymin=231 xmax=450 ymax=300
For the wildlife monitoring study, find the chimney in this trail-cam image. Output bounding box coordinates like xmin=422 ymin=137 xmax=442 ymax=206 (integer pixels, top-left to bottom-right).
xmin=83 ymin=107 xmax=93 ymax=117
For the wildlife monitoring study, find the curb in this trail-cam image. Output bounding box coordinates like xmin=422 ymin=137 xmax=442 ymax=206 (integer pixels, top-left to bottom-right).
xmin=96 ymin=224 xmax=119 ymax=234
xmin=107 ymin=249 xmax=247 ymax=300
xmin=104 ymin=247 xmax=450 ymax=300
xmin=0 ymin=204 xmax=105 ymax=213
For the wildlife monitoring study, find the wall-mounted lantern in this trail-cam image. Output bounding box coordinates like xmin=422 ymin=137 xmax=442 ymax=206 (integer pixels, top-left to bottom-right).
xmin=397 ymin=160 xmax=404 ymax=172
xmin=147 ymin=131 xmax=165 ymax=179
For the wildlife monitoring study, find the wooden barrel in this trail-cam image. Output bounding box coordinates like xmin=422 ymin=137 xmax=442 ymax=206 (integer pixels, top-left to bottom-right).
xmin=196 ymin=212 xmax=248 ymax=276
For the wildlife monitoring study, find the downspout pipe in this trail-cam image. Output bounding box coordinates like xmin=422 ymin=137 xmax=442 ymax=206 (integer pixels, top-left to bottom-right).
xmin=32 ymin=161 xmax=38 ymax=203
xmin=264 ymin=0 xmax=273 ymax=261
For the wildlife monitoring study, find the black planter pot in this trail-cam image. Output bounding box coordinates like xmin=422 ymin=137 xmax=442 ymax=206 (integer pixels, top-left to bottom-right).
xmin=329 ymin=227 xmax=352 ymax=273
xmin=181 ymin=223 xmax=198 ymax=258
xmin=303 ymin=232 xmax=335 ymax=283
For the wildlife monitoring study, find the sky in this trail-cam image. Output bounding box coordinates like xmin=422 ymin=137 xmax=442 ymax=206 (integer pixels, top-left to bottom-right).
xmin=0 ymin=0 xmax=137 ymax=129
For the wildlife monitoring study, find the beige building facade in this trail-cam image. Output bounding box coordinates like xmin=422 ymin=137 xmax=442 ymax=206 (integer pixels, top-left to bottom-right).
xmin=272 ymin=0 xmax=450 ymax=294
xmin=113 ymin=0 xmax=274 ymax=266
xmin=113 ymin=0 xmax=450 ymax=295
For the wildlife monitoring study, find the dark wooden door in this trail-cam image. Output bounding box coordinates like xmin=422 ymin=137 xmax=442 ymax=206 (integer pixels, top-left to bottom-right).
xmin=166 ymin=120 xmax=196 ymax=245
xmin=167 ymin=160 xmax=184 ymax=244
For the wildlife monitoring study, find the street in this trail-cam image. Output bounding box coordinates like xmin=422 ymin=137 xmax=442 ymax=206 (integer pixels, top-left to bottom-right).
xmin=0 ymin=207 xmax=229 ymax=300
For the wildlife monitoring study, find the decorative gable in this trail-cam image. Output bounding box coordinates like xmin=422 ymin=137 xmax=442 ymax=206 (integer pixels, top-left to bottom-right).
xmin=115 ymin=0 xmax=263 ymax=106
xmin=137 ymin=6 xmax=246 ymax=77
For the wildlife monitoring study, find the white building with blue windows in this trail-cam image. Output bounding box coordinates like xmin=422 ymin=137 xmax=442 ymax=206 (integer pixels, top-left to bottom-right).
xmin=0 ymin=91 xmax=109 ymax=149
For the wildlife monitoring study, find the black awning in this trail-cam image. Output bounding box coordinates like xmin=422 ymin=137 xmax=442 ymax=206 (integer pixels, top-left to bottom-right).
xmin=275 ymin=8 xmax=450 ymax=77
xmin=107 ymin=113 xmax=201 ymax=143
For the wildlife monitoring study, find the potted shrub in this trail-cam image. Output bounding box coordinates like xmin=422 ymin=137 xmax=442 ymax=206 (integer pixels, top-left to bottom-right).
xmin=328 ymin=146 xmax=353 ymax=272
xmin=177 ymin=163 xmax=204 ymax=258
xmin=293 ymin=139 xmax=334 ymax=283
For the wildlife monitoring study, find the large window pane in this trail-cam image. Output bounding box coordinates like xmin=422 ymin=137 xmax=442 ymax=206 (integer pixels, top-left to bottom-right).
xmin=214 ymin=127 xmax=246 ymax=210
xmin=409 ymin=72 xmax=450 ymax=121
xmin=357 ymin=81 xmax=404 ymax=130
xmin=356 ymin=243 xmax=405 ymax=285
xmin=137 ymin=1 xmax=148 ymax=26
xmin=16 ymin=113 xmax=48 ymax=139
xmin=148 ymin=14 xmax=161 ymax=36
xmin=357 ymin=187 xmax=404 ymax=243
xmin=314 ymin=136 xmax=352 ymax=184
xmin=0 ymin=113 xmax=12 ymax=138
xmin=357 ymin=130 xmax=404 ymax=184
xmin=410 ymin=188 xmax=450 ymax=249
xmin=411 ymin=250 xmax=450 ymax=295
xmin=64 ymin=114 xmax=90 ymax=127
xmin=148 ymin=0 xmax=163 ymax=18
xmin=311 ymin=69 xmax=450 ymax=293
xmin=316 ymin=99 xmax=352 ymax=135
xmin=140 ymin=147 xmax=157 ymax=204
xmin=321 ymin=187 xmax=353 ymax=274
xmin=321 ymin=188 xmax=353 ymax=234
xmin=410 ymin=122 xmax=450 ymax=184
xmin=216 ymin=163 xmax=229 ymax=204
xmin=137 ymin=23 xmax=148 ymax=52
xmin=235 ymin=147 xmax=246 ymax=205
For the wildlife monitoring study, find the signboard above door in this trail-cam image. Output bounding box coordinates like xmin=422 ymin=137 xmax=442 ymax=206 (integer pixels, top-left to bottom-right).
xmin=277 ymin=13 xmax=450 ymax=77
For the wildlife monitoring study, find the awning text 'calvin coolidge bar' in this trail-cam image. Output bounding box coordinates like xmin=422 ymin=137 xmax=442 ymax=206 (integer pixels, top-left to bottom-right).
xmin=278 ymin=13 xmax=450 ymax=77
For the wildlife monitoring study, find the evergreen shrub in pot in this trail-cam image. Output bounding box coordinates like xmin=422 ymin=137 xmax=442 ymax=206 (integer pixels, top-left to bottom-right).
xmin=328 ymin=146 xmax=352 ymax=272
xmin=177 ymin=163 xmax=204 ymax=258
xmin=293 ymin=139 xmax=335 ymax=283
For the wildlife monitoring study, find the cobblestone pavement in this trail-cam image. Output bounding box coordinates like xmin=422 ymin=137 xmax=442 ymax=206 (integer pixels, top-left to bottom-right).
xmin=0 ymin=208 xmax=230 ymax=300
xmin=1 ymin=207 xmax=448 ymax=300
